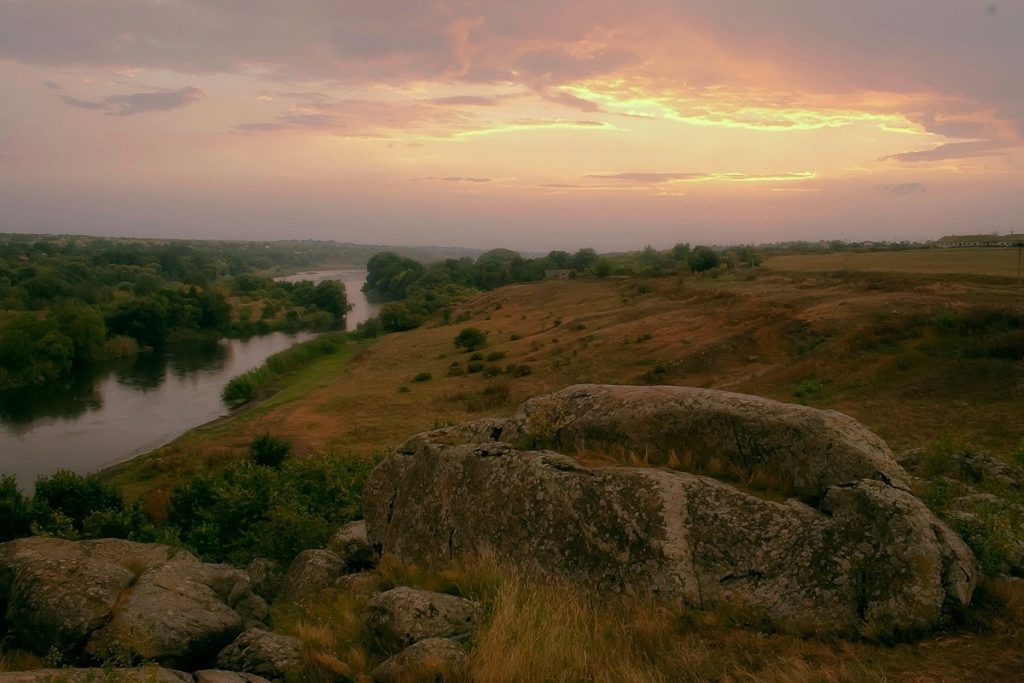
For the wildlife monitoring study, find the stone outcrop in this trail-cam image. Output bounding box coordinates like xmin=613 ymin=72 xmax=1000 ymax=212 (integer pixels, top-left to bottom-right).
xmin=0 ymin=668 xmax=192 ymax=682
xmin=370 ymin=638 xmax=468 ymax=683
xmin=364 ymin=384 xmax=978 ymax=637
xmin=0 ymin=538 xmax=268 ymax=668
xmin=215 ymin=628 xmax=302 ymax=681
xmin=328 ymin=520 xmax=372 ymax=569
xmin=367 ymin=588 xmax=477 ymax=654
xmin=276 ymin=548 xmax=345 ymax=603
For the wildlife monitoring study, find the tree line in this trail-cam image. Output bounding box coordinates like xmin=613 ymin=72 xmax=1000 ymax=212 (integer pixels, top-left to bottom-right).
xmin=0 ymin=236 xmax=351 ymax=390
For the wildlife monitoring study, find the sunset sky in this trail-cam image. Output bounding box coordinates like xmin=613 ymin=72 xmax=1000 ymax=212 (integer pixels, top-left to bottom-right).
xmin=1 ymin=0 xmax=1022 ymax=250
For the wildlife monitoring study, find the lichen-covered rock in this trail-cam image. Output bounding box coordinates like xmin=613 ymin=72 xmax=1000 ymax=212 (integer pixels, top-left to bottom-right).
xmin=0 ymin=667 xmax=191 ymax=682
xmin=0 ymin=538 xmax=268 ymax=669
xmin=84 ymin=558 xmax=261 ymax=667
xmin=245 ymin=559 xmax=283 ymax=603
xmin=329 ymin=520 xmax=372 ymax=569
xmin=195 ymin=671 xmax=273 ymax=683
xmin=364 ymin=385 xmax=978 ymax=637
xmin=367 ymin=588 xmax=477 ymax=654
xmin=276 ymin=549 xmax=344 ymax=603
xmin=483 ymin=384 xmax=911 ymax=500
xmin=370 ymin=638 xmax=468 ymax=683
xmin=216 ymin=628 xmax=302 ymax=681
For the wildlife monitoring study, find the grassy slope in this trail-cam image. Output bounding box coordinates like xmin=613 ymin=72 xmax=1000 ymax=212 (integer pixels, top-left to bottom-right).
xmin=100 ymin=253 xmax=1024 ymax=680
xmin=108 ymin=264 xmax=1024 ymax=501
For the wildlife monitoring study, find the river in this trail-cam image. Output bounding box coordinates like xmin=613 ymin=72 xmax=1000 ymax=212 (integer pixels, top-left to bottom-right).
xmin=0 ymin=270 xmax=377 ymax=487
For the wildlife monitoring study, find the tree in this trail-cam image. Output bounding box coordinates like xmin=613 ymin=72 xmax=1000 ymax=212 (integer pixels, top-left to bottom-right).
xmin=687 ymin=246 xmax=721 ymax=273
xmin=454 ymin=327 xmax=487 ymax=352
xmin=311 ymin=280 xmax=350 ymax=322
xmin=572 ymin=248 xmax=598 ymax=273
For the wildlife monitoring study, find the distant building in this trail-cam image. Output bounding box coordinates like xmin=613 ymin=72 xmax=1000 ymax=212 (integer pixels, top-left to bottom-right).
xmin=936 ymin=233 xmax=1024 ymax=248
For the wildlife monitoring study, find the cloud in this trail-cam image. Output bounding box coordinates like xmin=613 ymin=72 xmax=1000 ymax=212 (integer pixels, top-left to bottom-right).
xmin=415 ymin=176 xmax=492 ymax=183
xmin=59 ymin=86 xmax=204 ymax=116
xmin=587 ymin=171 xmax=815 ymax=184
xmin=237 ymin=98 xmax=478 ymax=137
xmin=882 ymin=140 xmax=1011 ymax=163
xmin=878 ymin=183 xmax=927 ymax=195
xmin=427 ymin=95 xmax=508 ymax=107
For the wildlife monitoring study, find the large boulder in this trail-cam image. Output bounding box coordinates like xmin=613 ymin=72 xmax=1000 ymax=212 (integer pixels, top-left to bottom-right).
xmin=0 ymin=538 xmax=268 ymax=668
xmin=276 ymin=549 xmax=345 ymax=603
xmin=367 ymin=588 xmax=477 ymax=654
xmin=328 ymin=520 xmax=372 ymax=569
xmin=364 ymin=384 xmax=978 ymax=637
xmin=370 ymin=638 xmax=468 ymax=683
xmin=215 ymin=628 xmax=302 ymax=681
xmin=0 ymin=668 xmax=191 ymax=682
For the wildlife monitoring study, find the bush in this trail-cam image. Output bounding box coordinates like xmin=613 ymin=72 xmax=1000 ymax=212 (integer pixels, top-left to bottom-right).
xmin=470 ymin=352 xmax=484 ymax=361
xmin=483 ymin=365 xmax=503 ymax=378
xmin=687 ymin=246 xmax=720 ymax=273
xmin=412 ymin=372 xmax=433 ymax=382
xmin=506 ymin=364 xmax=532 ymax=378
xmin=166 ymin=454 xmax=375 ymax=565
xmin=0 ymin=476 xmax=32 ymax=542
xmin=31 ymin=470 xmax=154 ymax=541
xmin=485 ymin=351 xmax=506 ymax=362
xmin=455 ymin=327 xmax=487 ymax=352
xmin=250 ymin=433 xmax=292 ymax=468
xmin=467 ymin=361 xmax=485 ymax=374
xmin=447 ymin=364 xmax=465 ymax=377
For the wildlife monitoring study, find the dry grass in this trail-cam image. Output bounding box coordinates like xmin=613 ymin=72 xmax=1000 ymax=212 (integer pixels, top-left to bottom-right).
xmin=0 ymin=648 xmax=44 ymax=672
xmin=765 ymin=248 xmax=1024 ymax=278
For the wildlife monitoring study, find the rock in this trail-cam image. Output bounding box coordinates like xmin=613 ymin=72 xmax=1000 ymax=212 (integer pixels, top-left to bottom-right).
xmin=477 ymin=384 xmax=912 ymax=501
xmin=0 ymin=538 xmax=175 ymax=655
xmin=277 ymin=549 xmax=344 ymax=603
xmin=336 ymin=571 xmax=380 ymax=596
xmin=946 ymin=494 xmax=1024 ymax=576
xmin=367 ymin=588 xmax=477 ymax=654
xmin=0 ymin=538 xmax=268 ymax=669
xmin=329 ymin=520 xmax=373 ymax=569
xmin=370 ymin=638 xmax=468 ymax=683
xmin=0 ymin=668 xmax=191 ymax=682
xmin=245 ymin=559 xmax=283 ymax=603
xmin=216 ymin=628 xmax=302 ymax=681
xmin=195 ymin=672 xmax=273 ymax=683
xmin=364 ymin=385 xmax=978 ymax=637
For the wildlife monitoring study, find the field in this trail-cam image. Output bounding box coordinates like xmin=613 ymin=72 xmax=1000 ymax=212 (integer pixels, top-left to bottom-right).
xmin=99 ymin=249 xmax=1024 ymax=681
xmin=766 ymin=247 xmax=1024 ymax=279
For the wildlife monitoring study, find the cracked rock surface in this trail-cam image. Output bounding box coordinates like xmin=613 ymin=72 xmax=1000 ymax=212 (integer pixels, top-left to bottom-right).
xmin=364 ymin=384 xmax=978 ymax=637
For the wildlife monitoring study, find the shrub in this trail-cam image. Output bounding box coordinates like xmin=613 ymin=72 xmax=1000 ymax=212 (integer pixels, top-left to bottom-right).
xmin=467 ymin=361 xmax=485 ymax=374
xmin=166 ymin=454 xmax=375 ymax=566
xmin=31 ymin=470 xmax=154 ymax=541
xmin=0 ymin=476 xmax=32 ymax=542
xmin=482 ymin=365 xmax=503 ymax=378
xmin=250 ymin=433 xmax=292 ymax=468
xmin=687 ymin=246 xmax=721 ymax=273
xmin=485 ymin=351 xmax=506 ymax=362
xmin=470 ymin=352 xmax=484 ymax=361
xmin=447 ymin=364 xmax=465 ymax=377
xmin=412 ymin=372 xmax=433 ymax=382
xmin=455 ymin=327 xmax=487 ymax=352
xmin=509 ymin=333 xmax=521 ymax=341
xmin=506 ymin=364 xmax=532 ymax=378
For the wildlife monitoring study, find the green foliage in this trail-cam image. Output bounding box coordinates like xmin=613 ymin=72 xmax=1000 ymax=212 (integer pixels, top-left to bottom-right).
xmin=455 ymin=327 xmax=487 ymax=352
xmin=0 ymin=311 xmax=74 ymax=388
xmin=467 ymin=361 xmax=485 ymax=373
xmin=0 ymin=476 xmax=32 ymax=542
xmin=485 ymin=351 xmax=506 ymax=362
xmin=687 ymin=246 xmax=721 ymax=273
xmin=250 ymin=434 xmax=292 ymax=468
xmin=30 ymin=470 xmax=155 ymax=541
xmin=166 ymin=454 xmax=375 ymax=565
xmin=412 ymin=372 xmax=433 ymax=382
xmin=791 ymin=377 xmax=827 ymax=404
xmin=222 ymin=333 xmax=347 ymax=407
xmin=378 ymin=302 xmax=425 ymax=332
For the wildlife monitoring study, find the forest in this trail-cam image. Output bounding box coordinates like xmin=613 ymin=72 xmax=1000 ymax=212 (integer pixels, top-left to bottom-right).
xmin=0 ymin=235 xmax=353 ymax=389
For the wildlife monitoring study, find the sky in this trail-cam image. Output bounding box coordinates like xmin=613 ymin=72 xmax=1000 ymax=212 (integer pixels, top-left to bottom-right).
xmin=1 ymin=0 xmax=1022 ymax=251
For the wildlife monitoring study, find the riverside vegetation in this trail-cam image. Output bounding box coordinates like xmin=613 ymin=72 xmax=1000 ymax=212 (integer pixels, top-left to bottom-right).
xmin=3 ymin=243 xmax=1024 ymax=680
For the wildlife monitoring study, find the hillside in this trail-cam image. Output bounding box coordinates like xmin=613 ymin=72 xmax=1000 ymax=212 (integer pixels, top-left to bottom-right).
xmin=108 ymin=262 xmax=1024 ymax=500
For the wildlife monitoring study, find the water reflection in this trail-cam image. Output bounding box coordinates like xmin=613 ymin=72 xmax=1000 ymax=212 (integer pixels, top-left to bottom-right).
xmin=0 ymin=271 xmax=375 ymax=487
